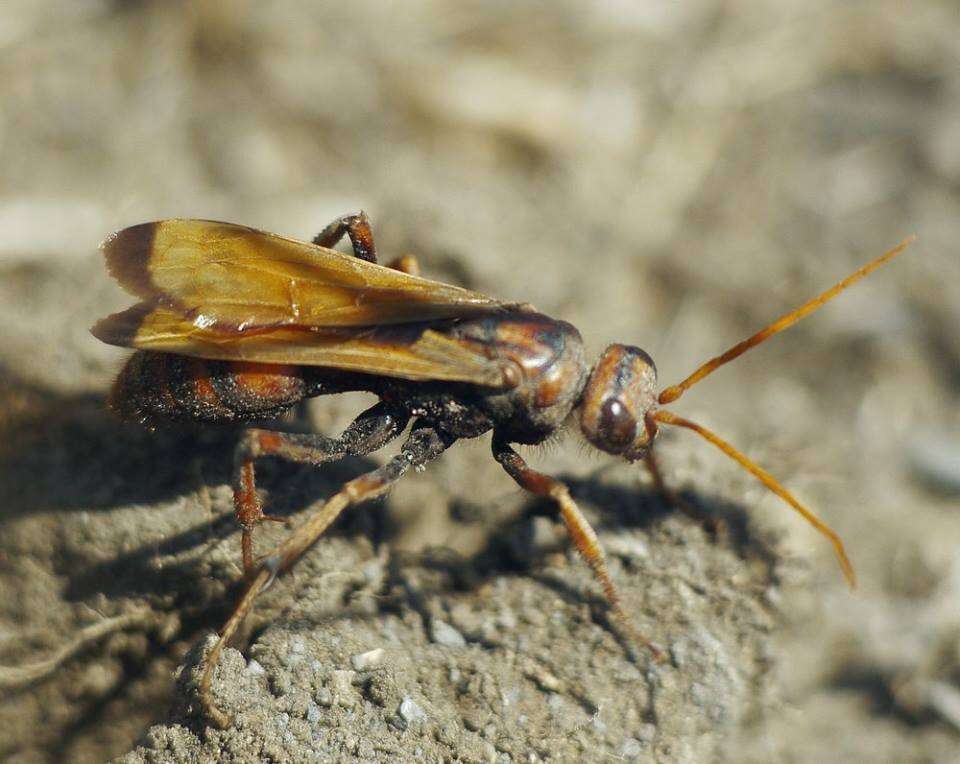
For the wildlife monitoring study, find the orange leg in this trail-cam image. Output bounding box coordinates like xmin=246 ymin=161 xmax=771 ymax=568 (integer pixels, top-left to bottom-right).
xmin=385 ymin=254 xmax=420 ymax=276
xmin=492 ymin=436 xmax=664 ymax=661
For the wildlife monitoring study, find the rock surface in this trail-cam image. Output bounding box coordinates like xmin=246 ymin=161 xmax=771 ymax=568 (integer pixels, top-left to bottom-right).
xmin=1 ymin=2 xmax=959 ymax=762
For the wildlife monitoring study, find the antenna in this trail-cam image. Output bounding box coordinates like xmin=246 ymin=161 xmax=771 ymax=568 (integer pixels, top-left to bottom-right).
xmin=653 ymin=237 xmax=917 ymax=587
xmin=659 ymin=237 xmax=915 ymax=406
xmin=653 ymin=409 xmax=856 ymax=587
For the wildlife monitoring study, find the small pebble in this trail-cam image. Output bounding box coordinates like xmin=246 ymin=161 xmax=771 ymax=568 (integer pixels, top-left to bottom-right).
xmin=398 ymin=696 xmax=427 ymax=724
xmin=620 ymin=738 xmax=643 ymax=758
xmin=330 ymin=670 xmax=357 ymax=707
xmin=350 ymin=647 xmax=386 ymax=671
xmin=244 ymin=659 xmax=265 ymax=677
xmin=430 ymin=618 xmax=467 ymax=647
xmin=605 ymin=536 xmax=650 ymax=560
xmin=669 ymin=640 xmax=687 ymax=668
xmin=282 ymin=641 xmax=305 ymax=667
xmin=361 ymin=558 xmax=382 ymax=581
xmin=547 ymin=694 xmax=565 ymax=716
xmin=526 ymin=667 xmax=563 ymax=693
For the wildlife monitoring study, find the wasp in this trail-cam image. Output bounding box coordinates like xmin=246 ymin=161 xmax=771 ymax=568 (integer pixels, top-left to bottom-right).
xmin=92 ymin=213 xmax=913 ymax=726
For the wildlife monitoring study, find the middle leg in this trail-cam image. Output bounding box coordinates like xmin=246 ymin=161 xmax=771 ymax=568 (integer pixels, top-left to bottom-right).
xmin=312 ymin=211 xmax=421 ymax=274
xmin=312 ymin=211 xmax=378 ymax=262
xmin=233 ymin=401 xmax=409 ymax=573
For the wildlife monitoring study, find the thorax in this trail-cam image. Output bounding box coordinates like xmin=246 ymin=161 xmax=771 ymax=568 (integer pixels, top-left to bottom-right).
xmin=423 ymin=311 xmax=589 ymax=443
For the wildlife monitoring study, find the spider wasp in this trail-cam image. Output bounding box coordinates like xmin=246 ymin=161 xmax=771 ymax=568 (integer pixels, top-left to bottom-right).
xmin=93 ymin=212 xmax=913 ymax=725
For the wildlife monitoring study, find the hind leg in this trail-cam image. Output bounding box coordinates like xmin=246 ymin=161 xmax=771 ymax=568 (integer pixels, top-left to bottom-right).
xmin=204 ymin=423 xmax=452 ymax=727
xmin=233 ymin=401 xmax=409 ymax=573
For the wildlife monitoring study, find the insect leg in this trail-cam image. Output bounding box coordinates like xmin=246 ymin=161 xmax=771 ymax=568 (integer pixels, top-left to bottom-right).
xmin=643 ymin=449 xmax=723 ymax=535
xmin=202 ymin=423 xmax=453 ymax=728
xmin=385 ymin=254 xmax=421 ymax=276
xmin=312 ymin=211 xmax=377 ymax=262
xmin=233 ymin=402 xmax=409 ymax=573
xmin=492 ymin=436 xmax=663 ymax=659
xmin=311 ymin=212 xmax=421 ymax=274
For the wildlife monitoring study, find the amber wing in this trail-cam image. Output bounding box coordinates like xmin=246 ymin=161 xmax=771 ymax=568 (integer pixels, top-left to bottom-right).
xmin=101 ymin=219 xmax=506 ymax=328
xmin=93 ymin=220 xmax=514 ymax=387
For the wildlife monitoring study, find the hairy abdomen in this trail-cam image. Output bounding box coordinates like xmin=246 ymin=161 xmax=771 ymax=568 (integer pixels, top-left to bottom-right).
xmin=110 ymin=351 xmax=307 ymax=426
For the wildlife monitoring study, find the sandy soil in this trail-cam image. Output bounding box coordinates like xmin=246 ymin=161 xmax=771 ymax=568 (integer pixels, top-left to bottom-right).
xmin=1 ymin=2 xmax=958 ymax=762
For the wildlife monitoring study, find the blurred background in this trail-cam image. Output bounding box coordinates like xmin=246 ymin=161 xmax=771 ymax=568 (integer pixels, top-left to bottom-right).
xmin=1 ymin=1 xmax=958 ymax=761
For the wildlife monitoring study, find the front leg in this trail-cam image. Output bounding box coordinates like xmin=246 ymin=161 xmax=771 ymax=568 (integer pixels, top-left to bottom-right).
xmin=644 ymin=449 xmax=724 ymax=537
xmin=233 ymin=401 xmax=409 ymax=573
xmin=492 ymin=434 xmax=663 ymax=660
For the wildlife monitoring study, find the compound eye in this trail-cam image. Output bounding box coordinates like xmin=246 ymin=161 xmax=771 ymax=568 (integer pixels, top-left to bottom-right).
xmin=599 ymin=397 xmax=636 ymax=450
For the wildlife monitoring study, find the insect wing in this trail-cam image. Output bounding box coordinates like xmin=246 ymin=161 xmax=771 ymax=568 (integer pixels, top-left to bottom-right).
xmin=92 ymin=304 xmax=508 ymax=387
xmin=101 ymin=219 xmax=508 ymax=330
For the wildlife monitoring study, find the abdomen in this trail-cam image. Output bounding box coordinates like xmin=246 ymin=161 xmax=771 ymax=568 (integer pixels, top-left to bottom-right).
xmin=110 ymin=351 xmax=308 ymax=426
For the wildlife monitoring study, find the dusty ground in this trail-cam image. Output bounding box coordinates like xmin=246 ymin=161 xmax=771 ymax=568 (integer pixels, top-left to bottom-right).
xmin=1 ymin=1 xmax=959 ymax=762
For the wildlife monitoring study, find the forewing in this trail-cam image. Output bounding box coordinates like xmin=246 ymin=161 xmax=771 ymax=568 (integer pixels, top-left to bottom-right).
xmin=102 ymin=219 xmax=507 ymax=329
xmin=92 ymin=304 xmax=507 ymax=387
